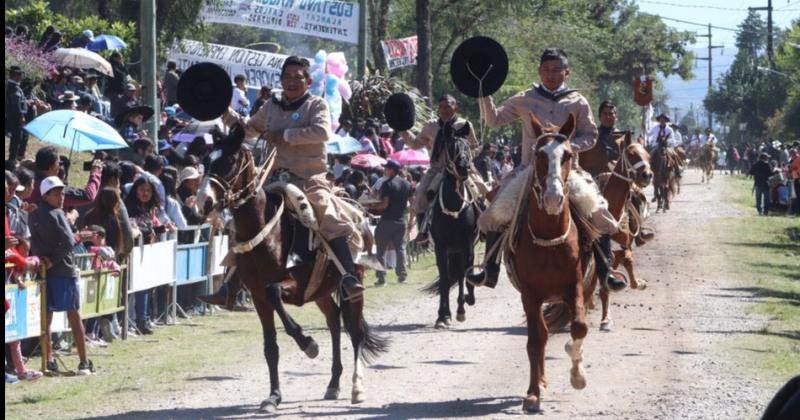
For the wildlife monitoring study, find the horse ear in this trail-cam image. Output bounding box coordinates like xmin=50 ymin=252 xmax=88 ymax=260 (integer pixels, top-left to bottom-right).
xmin=559 ymin=113 xmax=576 ymax=139
xmin=529 ymin=112 xmax=543 ymax=138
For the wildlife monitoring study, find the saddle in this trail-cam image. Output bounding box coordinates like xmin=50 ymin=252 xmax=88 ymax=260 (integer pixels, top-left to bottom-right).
xmin=263 ymin=180 xmax=381 ymax=301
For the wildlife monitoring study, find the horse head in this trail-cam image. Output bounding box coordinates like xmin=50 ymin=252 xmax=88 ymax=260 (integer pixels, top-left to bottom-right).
xmin=196 ymin=123 xmax=257 ymax=217
xmin=445 ymin=135 xmax=472 ymax=181
xmin=621 ymin=132 xmax=653 ymax=188
xmin=529 ymin=113 xmax=576 ymax=216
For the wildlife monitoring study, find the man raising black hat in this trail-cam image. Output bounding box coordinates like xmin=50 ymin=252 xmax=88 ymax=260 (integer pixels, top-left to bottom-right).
xmin=396 ymin=93 xmax=484 ymax=244
xmin=470 ymin=48 xmax=626 ymax=292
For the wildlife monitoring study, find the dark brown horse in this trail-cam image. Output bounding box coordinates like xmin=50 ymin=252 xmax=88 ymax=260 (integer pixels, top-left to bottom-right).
xmin=650 ymin=144 xmax=680 ymax=212
xmin=196 ymin=126 xmax=388 ymax=413
xmin=508 ymin=113 xmax=589 ymax=413
xmin=587 ymin=132 xmax=653 ymax=331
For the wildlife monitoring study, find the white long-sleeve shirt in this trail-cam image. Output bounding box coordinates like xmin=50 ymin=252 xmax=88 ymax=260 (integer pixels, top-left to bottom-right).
xmin=647 ymin=125 xmax=680 ymax=148
xmin=230 ymin=86 xmax=250 ymax=114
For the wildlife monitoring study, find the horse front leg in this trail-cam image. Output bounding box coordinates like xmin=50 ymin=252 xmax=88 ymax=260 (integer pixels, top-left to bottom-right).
xmin=434 ymin=243 xmax=452 ymax=329
xmin=599 ymin=287 xmax=612 ymax=332
xmin=565 ymin=273 xmax=588 ymax=391
xmin=522 ymin=294 xmax=546 ymax=413
xmin=342 ymin=298 xmax=367 ymax=404
xmin=252 ymin=292 xmax=282 ymax=413
xmin=316 ymin=297 xmax=343 ymax=400
xmin=456 ymin=263 xmax=466 ymax=323
xmin=621 ymin=248 xmax=644 ymax=290
xmin=266 ymin=283 xmax=319 ymax=359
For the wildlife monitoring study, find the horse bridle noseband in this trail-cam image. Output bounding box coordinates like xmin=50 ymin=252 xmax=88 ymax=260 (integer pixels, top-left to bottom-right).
xmin=439 ymin=138 xmax=476 ymax=219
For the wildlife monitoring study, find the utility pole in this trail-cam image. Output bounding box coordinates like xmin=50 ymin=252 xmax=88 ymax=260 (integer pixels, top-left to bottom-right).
xmin=749 ymin=0 xmax=774 ymax=67
xmin=140 ymin=0 xmax=158 ymax=146
xmin=357 ymin=0 xmax=368 ymax=79
xmin=696 ymin=23 xmax=723 ymax=129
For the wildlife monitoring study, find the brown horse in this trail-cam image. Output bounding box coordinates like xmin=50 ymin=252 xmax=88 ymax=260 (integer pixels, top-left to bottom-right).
xmin=697 ymin=143 xmax=717 ymax=183
xmin=508 ymin=113 xmax=589 ymax=413
xmin=587 ymin=132 xmax=653 ymax=331
xmin=196 ymin=126 xmax=388 ymax=413
xmin=650 ymin=144 xmax=680 ymax=212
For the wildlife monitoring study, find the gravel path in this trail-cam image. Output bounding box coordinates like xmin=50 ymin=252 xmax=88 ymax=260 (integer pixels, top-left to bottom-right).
xmin=104 ymin=169 xmax=776 ymax=419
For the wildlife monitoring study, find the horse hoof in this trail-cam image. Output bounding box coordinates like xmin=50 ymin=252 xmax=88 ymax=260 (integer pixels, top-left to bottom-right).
xmin=600 ymin=320 xmax=613 ymax=332
xmin=302 ymin=339 xmax=319 ymax=359
xmin=324 ymin=387 xmax=340 ymax=400
xmin=456 ymin=312 xmax=466 ymax=322
xmin=351 ymin=390 xmax=365 ymax=404
xmin=522 ymin=396 xmax=541 ymax=413
xmin=259 ymin=399 xmax=279 ymax=413
xmin=570 ymin=368 xmax=587 ymax=390
xmin=633 ymin=280 xmax=647 ymax=290
xmin=434 ymin=319 xmax=449 ymax=329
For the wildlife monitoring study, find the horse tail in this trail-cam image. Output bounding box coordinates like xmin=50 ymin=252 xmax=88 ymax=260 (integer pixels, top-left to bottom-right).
xmin=543 ymin=303 xmax=571 ymax=333
xmin=420 ymin=277 xmax=442 ymax=295
xmin=543 ymin=253 xmax=595 ymax=333
xmin=341 ymin=298 xmax=390 ymax=364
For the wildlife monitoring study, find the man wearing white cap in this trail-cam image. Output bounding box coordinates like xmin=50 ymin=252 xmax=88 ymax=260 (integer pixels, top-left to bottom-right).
xmin=29 ymin=176 xmax=96 ymax=375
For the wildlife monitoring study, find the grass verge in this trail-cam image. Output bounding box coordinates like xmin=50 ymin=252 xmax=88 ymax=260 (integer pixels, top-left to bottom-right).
xmin=716 ymin=175 xmax=799 ymax=381
xmin=4 ymin=252 xmax=444 ymax=419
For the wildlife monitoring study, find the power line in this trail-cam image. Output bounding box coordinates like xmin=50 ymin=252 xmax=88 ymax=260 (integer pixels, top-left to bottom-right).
xmin=637 ymin=0 xmax=751 ymax=11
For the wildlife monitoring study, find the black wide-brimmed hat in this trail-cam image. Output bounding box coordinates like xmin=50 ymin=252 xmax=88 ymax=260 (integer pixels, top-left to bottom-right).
xmin=655 ymin=113 xmax=670 ymax=122
xmin=384 ymin=93 xmax=416 ymax=131
xmin=177 ymin=62 xmax=233 ymax=121
xmin=115 ymin=105 xmax=155 ymax=127
xmin=450 ymin=36 xmax=509 ymax=98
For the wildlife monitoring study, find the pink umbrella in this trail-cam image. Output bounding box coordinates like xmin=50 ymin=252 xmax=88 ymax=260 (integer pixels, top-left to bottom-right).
xmin=351 ymin=154 xmax=387 ymax=169
xmin=390 ymin=149 xmax=430 ymax=166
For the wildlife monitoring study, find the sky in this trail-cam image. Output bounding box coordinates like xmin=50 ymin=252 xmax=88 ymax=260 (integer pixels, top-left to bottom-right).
xmin=633 ymin=0 xmax=799 ymax=125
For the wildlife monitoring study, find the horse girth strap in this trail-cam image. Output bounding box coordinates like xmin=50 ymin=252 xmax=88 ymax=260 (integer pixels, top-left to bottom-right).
xmin=229 ymin=199 xmax=285 ymax=255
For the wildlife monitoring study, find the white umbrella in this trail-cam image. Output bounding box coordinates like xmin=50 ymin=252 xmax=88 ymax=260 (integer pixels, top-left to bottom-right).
xmin=53 ymin=48 xmax=113 ymax=76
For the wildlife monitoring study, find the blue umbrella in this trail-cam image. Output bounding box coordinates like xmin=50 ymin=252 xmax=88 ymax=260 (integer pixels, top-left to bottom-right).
xmin=325 ymin=135 xmax=362 ymax=155
xmin=24 ymin=110 xmax=128 ymax=152
xmin=87 ymin=34 xmax=127 ymax=51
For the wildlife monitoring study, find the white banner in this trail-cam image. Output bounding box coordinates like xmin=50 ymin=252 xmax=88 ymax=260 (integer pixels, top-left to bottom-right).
xmin=202 ymin=0 xmax=360 ymax=45
xmin=169 ymin=40 xmax=293 ymax=90
xmin=129 ymin=240 xmax=177 ymax=293
xmin=381 ymin=36 xmax=418 ymax=70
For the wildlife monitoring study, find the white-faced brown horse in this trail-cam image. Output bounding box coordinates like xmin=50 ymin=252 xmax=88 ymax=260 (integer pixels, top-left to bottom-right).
xmin=508 ymin=113 xmax=589 ymax=413
xmin=196 ymin=125 xmax=388 ymax=413
xmin=588 ymin=132 xmax=653 ymax=331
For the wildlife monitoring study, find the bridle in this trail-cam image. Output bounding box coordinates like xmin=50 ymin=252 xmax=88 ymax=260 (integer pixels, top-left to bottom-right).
xmin=527 ymin=132 xmax=573 ymax=247
xmin=438 ymin=138 xmax=475 ymax=219
xmin=611 ymin=143 xmax=650 ymax=184
xmin=203 ymin=146 xmax=274 ymax=212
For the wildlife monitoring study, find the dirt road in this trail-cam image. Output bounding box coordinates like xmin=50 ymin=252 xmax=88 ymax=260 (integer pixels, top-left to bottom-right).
xmin=113 ymin=169 xmax=777 ymax=419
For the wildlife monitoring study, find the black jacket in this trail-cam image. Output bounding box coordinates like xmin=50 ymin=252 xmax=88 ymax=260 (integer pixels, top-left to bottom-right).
xmin=749 ymin=160 xmax=773 ymax=189
xmin=6 ymin=79 xmax=27 ymax=123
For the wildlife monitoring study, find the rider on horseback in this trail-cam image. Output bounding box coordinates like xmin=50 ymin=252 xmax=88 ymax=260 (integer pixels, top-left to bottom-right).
xmin=467 ymin=48 xmax=626 ymax=292
xmin=597 ymin=101 xmax=654 ymax=245
xmin=648 ymin=113 xmax=684 ymax=177
xmin=201 ymin=56 xmax=365 ymax=307
xmin=396 ymin=94 xmax=483 ymax=244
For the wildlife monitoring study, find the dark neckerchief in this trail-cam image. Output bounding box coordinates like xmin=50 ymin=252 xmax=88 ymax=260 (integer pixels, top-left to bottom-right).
xmin=535 ymin=84 xmax=576 ymax=102
xmin=432 ymin=117 xmax=471 ymax=163
xmin=271 ymin=92 xmax=311 ymax=112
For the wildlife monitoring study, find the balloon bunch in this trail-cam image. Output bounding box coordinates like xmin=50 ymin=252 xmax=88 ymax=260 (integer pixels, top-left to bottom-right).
xmin=309 ymin=50 xmax=353 ymax=132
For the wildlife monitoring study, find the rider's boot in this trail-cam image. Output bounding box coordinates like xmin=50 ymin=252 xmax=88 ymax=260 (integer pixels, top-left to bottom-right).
xmin=466 ymin=231 xmax=501 ymax=288
xmin=329 ymin=236 xmax=365 ymax=301
xmin=594 ymin=235 xmax=626 ymax=292
xmin=198 ymin=269 xmax=242 ymax=309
